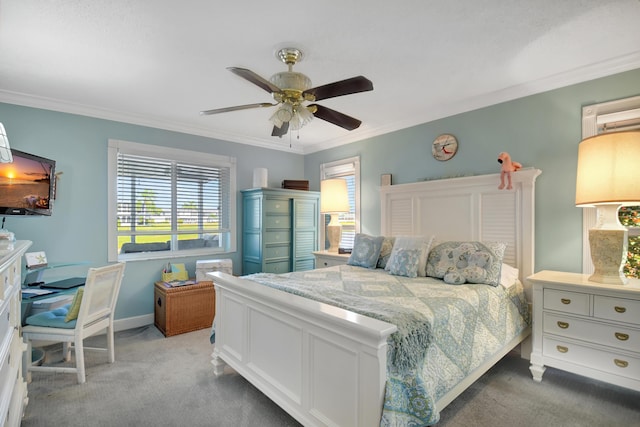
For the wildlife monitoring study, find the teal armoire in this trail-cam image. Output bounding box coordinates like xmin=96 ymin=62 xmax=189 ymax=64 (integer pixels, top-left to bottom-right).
xmin=242 ymin=188 xmax=320 ymax=274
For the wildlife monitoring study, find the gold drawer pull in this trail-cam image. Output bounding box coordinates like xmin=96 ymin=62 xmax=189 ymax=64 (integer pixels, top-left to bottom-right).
xmin=556 ymin=345 xmax=569 ymax=353
xmin=561 ymin=298 xmax=571 ymax=305
xmin=614 ymin=359 xmax=629 ymax=368
xmin=614 ymin=306 xmax=626 ymax=314
xmin=557 ymin=321 xmax=569 ymax=329
xmin=615 ymin=332 xmax=629 ymax=341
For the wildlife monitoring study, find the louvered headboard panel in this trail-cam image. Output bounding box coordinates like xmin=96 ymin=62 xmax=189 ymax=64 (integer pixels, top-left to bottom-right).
xmin=380 ymin=169 xmax=541 ymax=296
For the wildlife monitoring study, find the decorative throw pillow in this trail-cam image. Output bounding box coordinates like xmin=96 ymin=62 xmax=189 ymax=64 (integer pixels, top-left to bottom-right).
xmin=347 ymin=234 xmax=384 ymax=269
xmin=65 ymin=287 xmax=84 ymax=322
xmin=385 ymin=235 xmax=434 ymax=277
xmin=387 ymin=248 xmax=421 ymax=278
xmin=426 ymin=241 xmax=507 ymax=286
xmin=376 ymin=236 xmax=396 ymax=269
xmin=500 ymin=263 xmax=520 ymax=288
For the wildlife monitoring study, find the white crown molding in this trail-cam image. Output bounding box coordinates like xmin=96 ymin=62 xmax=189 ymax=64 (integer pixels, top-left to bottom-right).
xmin=2 ymin=52 xmax=640 ymax=156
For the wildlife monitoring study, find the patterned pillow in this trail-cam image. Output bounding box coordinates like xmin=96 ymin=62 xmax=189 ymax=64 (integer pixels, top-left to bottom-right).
xmin=387 ymin=248 xmax=421 ymax=278
xmin=347 ymin=234 xmax=384 ymax=269
xmin=376 ymin=236 xmax=396 ymax=269
xmin=385 ymin=235 xmax=434 ymax=277
xmin=65 ymin=287 xmax=84 ymax=322
xmin=426 ymin=241 xmax=507 ymax=286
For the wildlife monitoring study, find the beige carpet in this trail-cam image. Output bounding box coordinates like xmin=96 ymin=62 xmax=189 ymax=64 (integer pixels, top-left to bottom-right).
xmin=21 ymin=326 xmax=640 ymax=426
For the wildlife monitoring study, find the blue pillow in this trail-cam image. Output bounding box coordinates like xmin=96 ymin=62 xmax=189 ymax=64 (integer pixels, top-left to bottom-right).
xmin=347 ymin=234 xmax=384 ymax=269
xmin=387 ymin=248 xmax=421 ymax=278
xmin=25 ymin=304 xmax=77 ymax=329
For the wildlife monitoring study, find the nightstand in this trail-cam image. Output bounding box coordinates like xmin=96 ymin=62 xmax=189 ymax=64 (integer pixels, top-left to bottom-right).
xmin=313 ymin=251 xmax=350 ymax=268
xmin=527 ymin=270 xmax=640 ymax=392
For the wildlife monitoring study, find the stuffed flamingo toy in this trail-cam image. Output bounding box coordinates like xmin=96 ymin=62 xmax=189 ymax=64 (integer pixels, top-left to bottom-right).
xmin=498 ymin=152 xmax=522 ymax=190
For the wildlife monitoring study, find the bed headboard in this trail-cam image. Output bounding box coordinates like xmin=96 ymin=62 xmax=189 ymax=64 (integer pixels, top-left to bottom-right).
xmin=380 ymin=168 xmax=541 ymax=297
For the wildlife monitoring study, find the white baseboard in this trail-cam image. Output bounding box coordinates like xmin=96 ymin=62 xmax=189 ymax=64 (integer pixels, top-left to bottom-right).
xmin=114 ymin=313 xmax=154 ymax=332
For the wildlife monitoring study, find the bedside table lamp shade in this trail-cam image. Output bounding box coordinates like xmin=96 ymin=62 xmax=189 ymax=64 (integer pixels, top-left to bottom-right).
xmin=320 ymin=179 xmax=350 ymax=253
xmin=576 ymin=130 xmax=640 ymax=285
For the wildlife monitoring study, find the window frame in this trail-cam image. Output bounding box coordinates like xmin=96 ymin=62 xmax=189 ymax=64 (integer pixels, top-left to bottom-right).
xmin=581 ymin=95 xmax=640 ymax=277
xmin=107 ymin=139 xmax=236 ymax=262
xmin=320 ymin=156 xmax=360 ymax=250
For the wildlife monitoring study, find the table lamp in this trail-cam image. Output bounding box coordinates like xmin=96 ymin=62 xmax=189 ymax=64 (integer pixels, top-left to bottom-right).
xmin=320 ymin=178 xmax=350 ymax=252
xmin=575 ymin=130 xmax=640 ymax=285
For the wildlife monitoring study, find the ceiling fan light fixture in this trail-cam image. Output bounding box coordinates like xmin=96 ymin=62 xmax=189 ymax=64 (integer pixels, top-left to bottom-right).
xmin=269 ymin=71 xmax=311 ymax=92
xmin=272 ymin=103 xmax=294 ymax=124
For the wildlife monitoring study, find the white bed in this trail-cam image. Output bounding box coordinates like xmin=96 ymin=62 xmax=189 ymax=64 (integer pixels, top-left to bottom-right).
xmin=210 ymin=168 xmax=541 ymax=427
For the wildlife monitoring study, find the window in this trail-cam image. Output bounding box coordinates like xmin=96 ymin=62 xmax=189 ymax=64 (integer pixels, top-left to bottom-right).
xmin=581 ymin=95 xmax=640 ymax=278
xmin=107 ymin=140 xmax=236 ymax=261
xmin=320 ymin=157 xmax=360 ymax=249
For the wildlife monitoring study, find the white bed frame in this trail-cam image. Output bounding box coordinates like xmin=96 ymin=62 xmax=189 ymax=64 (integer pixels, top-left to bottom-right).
xmin=210 ymin=168 xmax=541 ymax=427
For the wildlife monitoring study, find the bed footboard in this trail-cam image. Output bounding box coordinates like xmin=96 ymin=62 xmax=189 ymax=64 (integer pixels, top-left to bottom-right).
xmin=210 ymin=272 xmax=397 ymax=427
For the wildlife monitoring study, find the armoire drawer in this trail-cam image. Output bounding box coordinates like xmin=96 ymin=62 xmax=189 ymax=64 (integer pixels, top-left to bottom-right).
xmin=265 ymin=215 xmax=291 ymax=229
xmin=264 ymin=261 xmax=290 ymax=274
xmin=265 ymin=199 xmax=290 ymax=214
xmin=264 ymin=245 xmax=290 ymax=260
xmin=264 ymin=231 xmax=291 ymax=244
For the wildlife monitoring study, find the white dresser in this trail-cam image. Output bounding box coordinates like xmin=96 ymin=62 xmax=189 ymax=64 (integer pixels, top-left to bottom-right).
xmin=312 ymin=251 xmax=350 ymax=268
xmin=0 ymin=240 xmax=31 ymax=426
xmin=528 ymin=270 xmax=640 ymax=391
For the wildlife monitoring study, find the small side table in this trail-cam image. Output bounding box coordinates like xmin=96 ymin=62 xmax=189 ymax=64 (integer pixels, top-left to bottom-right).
xmin=527 ymin=270 xmax=640 ymax=392
xmin=313 ymin=251 xmax=350 ymax=268
xmin=154 ymin=281 xmax=215 ymax=337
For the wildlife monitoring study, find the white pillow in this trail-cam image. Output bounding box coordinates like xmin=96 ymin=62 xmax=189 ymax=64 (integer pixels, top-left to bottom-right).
xmin=385 ymin=235 xmax=434 ymax=277
xmin=500 ymin=263 xmax=520 ymax=288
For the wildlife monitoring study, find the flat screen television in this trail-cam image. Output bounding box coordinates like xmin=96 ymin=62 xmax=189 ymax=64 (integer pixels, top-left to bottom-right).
xmin=0 ymin=149 xmax=56 ymax=216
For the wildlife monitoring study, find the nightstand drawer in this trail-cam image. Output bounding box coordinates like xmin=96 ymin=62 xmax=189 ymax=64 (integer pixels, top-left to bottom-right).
xmin=543 ymin=336 xmax=640 ymax=381
xmin=543 ymin=312 xmax=640 ymax=352
xmin=544 ymin=288 xmax=590 ymax=315
xmin=594 ymin=295 xmax=640 ymax=326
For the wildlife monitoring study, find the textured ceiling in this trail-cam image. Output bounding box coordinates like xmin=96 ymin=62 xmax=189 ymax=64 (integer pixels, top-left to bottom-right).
xmin=1 ymin=0 xmax=639 ymax=153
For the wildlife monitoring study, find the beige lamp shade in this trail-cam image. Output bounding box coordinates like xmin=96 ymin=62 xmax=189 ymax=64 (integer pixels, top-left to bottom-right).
xmin=320 ymin=179 xmax=350 ymax=213
xmin=576 ymin=130 xmax=640 ymax=207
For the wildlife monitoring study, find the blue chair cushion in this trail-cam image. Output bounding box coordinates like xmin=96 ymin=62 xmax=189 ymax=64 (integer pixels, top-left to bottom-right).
xmin=25 ymin=303 xmax=77 ymax=329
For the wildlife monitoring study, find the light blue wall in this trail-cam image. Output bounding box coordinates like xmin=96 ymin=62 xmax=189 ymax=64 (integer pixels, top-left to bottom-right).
xmin=3 ymin=68 xmax=639 ymax=322
xmin=0 ymin=104 xmax=304 ymax=320
xmin=304 ymin=68 xmax=640 ymax=276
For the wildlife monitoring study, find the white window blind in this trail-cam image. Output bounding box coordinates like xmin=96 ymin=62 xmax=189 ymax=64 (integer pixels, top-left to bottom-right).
xmin=108 ymin=140 xmax=236 ymax=261
xmin=321 ymin=157 xmax=360 ymax=249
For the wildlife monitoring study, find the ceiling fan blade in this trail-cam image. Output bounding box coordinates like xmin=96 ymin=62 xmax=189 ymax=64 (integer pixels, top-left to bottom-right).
xmin=228 ymin=67 xmax=281 ymax=93
xmin=200 ymin=102 xmax=276 ymax=115
xmin=271 ymin=121 xmax=289 ymax=137
xmin=303 ymin=76 xmax=373 ymax=101
xmin=310 ymin=104 xmax=362 ymax=131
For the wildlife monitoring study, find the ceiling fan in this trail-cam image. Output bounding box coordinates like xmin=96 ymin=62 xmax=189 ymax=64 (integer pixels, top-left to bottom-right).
xmin=200 ymin=47 xmax=373 ymax=137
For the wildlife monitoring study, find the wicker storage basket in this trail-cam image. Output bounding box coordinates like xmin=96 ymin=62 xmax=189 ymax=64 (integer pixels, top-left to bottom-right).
xmin=154 ymin=281 xmax=215 ymax=337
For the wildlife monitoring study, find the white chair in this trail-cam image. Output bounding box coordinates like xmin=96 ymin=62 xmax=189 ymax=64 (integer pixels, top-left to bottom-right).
xmin=22 ymin=262 xmax=126 ymax=384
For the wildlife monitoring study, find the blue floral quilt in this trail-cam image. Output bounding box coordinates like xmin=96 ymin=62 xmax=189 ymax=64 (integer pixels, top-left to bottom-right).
xmin=242 ymin=265 xmax=530 ymax=426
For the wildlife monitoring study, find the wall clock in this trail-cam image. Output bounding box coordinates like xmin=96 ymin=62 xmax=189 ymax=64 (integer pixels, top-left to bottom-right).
xmin=432 ymin=134 xmax=458 ymax=161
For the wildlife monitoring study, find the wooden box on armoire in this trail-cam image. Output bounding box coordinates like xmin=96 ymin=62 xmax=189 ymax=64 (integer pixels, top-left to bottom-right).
xmin=154 ymin=281 xmax=215 ymax=337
